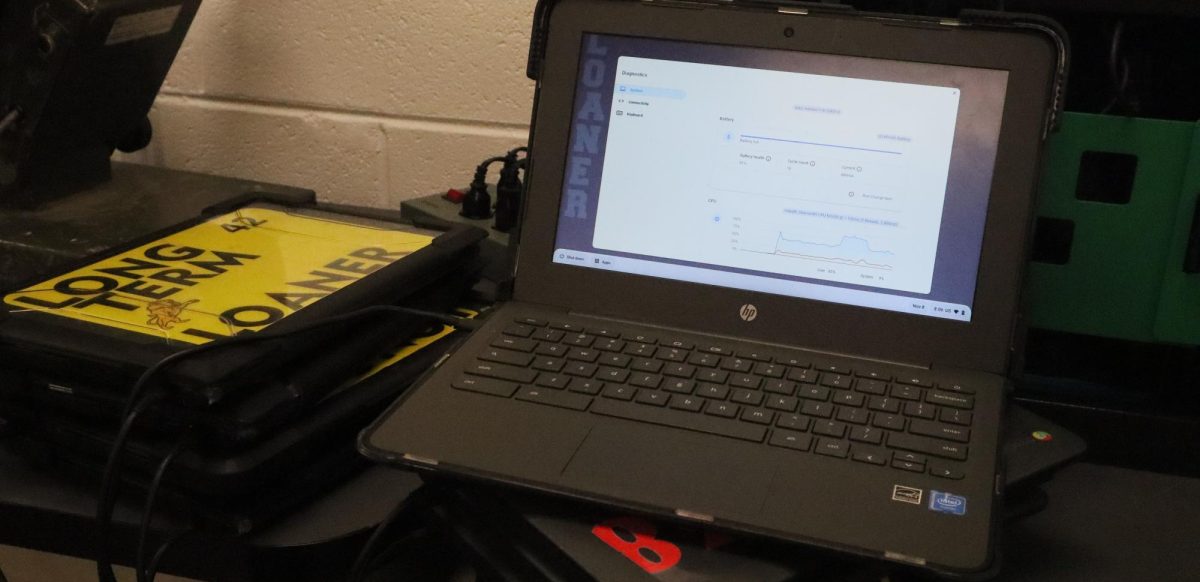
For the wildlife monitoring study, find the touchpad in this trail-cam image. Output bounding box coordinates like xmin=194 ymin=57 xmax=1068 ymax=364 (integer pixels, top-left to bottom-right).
xmin=560 ymin=424 xmax=773 ymax=519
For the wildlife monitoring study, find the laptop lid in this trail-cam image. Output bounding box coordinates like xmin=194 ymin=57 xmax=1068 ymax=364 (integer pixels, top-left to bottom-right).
xmin=515 ymin=0 xmax=1063 ymax=375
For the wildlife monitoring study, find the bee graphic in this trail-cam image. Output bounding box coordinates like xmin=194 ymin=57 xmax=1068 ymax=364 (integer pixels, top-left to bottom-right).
xmin=146 ymin=299 xmax=199 ymax=330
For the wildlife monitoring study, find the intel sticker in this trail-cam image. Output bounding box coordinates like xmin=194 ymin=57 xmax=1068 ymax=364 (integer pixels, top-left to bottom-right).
xmin=929 ymin=491 xmax=967 ymax=516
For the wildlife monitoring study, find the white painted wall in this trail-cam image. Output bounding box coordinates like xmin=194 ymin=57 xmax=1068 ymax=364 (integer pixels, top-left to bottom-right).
xmin=118 ymin=0 xmax=538 ymax=207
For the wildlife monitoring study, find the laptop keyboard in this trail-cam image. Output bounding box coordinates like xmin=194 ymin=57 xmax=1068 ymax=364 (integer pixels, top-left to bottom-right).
xmin=453 ymin=317 xmax=976 ymax=481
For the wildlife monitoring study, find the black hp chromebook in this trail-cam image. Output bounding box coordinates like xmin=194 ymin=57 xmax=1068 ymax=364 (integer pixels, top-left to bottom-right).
xmin=363 ymin=0 xmax=1066 ymax=575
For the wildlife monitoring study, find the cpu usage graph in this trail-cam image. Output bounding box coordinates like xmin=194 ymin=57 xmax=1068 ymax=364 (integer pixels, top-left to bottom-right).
xmin=739 ymin=232 xmax=897 ymax=271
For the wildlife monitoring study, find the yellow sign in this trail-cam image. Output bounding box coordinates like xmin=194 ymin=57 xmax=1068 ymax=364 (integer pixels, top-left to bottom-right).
xmin=4 ymin=207 xmax=434 ymax=344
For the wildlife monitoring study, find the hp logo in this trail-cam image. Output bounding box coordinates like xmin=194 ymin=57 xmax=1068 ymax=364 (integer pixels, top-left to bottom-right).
xmin=739 ymin=304 xmax=759 ymax=322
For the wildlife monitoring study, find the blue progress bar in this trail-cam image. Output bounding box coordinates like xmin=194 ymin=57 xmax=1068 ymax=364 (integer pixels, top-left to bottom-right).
xmin=741 ymin=135 xmax=903 ymax=156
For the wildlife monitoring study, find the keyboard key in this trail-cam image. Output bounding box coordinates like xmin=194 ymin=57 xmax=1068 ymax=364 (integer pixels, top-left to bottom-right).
xmin=599 ymin=353 xmax=631 ymax=368
xmin=532 ymin=357 xmax=565 ymax=372
xmin=753 ymin=363 xmax=785 ymax=378
xmin=763 ymin=379 xmax=796 ymax=395
xmin=778 ymin=356 xmax=811 ymax=368
xmin=531 ymin=328 xmax=565 ymax=342
xmin=836 ymin=407 xmax=869 ymax=425
xmin=909 ymin=419 xmax=971 ymax=443
xmin=766 ymin=395 xmax=799 ymax=412
xmin=688 ymin=353 xmax=722 ymax=368
xmin=816 ymin=363 xmax=852 ymax=375
xmin=569 ymin=379 xmax=604 ymax=395
xmin=596 ymin=367 xmax=630 ymax=383
xmin=631 ymin=358 xmax=664 ymax=373
xmin=589 ymin=328 xmax=621 ymax=338
xmin=491 ymin=336 xmax=536 ymax=352
xmin=929 ymin=464 xmax=966 ymax=480
xmin=564 ymin=333 xmax=595 ymax=347
xmin=663 ymin=363 xmax=696 ymax=378
xmin=896 ymin=375 xmax=933 ymax=388
xmin=926 ymin=391 xmax=975 ymax=410
xmin=821 ymin=374 xmax=853 ymax=389
xmin=594 ymin=338 xmax=626 ymax=352
xmin=630 ymin=373 xmax=662 ymax=389
xmin=872 ymin=413 xmax=906 ymax=431
xmin=892 ymin=459 xmax=925 ymax=473
xmin=849 ymin=425 xmax=884 ymax=445
xmin=536 ymin=344 xmax=569 ymax=357
xmin=635 ymin=390 xmax=669 ymax=407
xmin=516 ymin=387 xmax=591 ymax=411
xmin=705 ymin=402 xmax=740 ymax=418
xmin=814 ymin=439 xmax=850 ymax=458
xmin=480 ymin=348 xmax=535 ymax=367
xmin=567 ymin=348 xmax=599 ymax=363
xmin=737 ymin=349 xmax=772 ymax=362
xmin=563 ymin=362 xmax=598 ymax=377
xmin=628 ymin=333 xmax=658 ymax=344
xmin=625 ymin=343 xmax=657 ymax=357
xmin=591 ymin=399 xmax=766 ymax=442
xmin=696 ymin=384 xmax=729 ymax=400
xmin=787 ymin=368 xmax=818 ymax=384
xmin=468 ymin=362 xmax=537 ymax=384
xmin=664 ymin=339 xmax=695 ymax=350
xmin=698 ymin=344 xmax=733 ymax=356
xmin=696 ymin=368 xmax=729 ymax=383
xmin=937 ymin=383 xmax=976 ymax=395
xmin=894 ymin=451 xmax=927 ymax=465
xmin=503 ymin=324 xmax=536 ymax=338
xmin=731 ymin=389 xmax=764 ymax=406
xmin=721 ymin=358 xmax=754 ymax=373
xmin=813 ymin=420 xmax=848 ymax=438
xmin=888 ymin=433 xmax=968 ymax=461
xmin=832 ymin=390 xmax=864 ymax=407
xmin=730 ymin=374 xmax=761 ymax=389
xmin=867 ymin=396 xmax=900 ymax=414
xmin=669 ymin=394 xmax=705 ymax=412
xmin=800 ymin=401 xmax=834 ymax=419
xmin=855 ymin=380 xmax=888 ymax=395
xmin=855 ymin=369 xmax=891 ymax=381
xmin=657 ymin=347 xmax=689 ymax=362
xmin=852 ymin=448 xmax=888 ymax=465
xmin=536 ymin=374 xmax=570 ymax=389
xmin=798 ymin=385 xmax=830 ymax=401
xmin=904 ymin=402 xmax=937 ymax=420
xmin=602 ymin=384 xmax=636 ymax=401
xmin=776 ymin=414 xmax=811 ymax=431
xmin=769 ymin=429 xmax=813 ymax=451
xmin=515 ymin=317 xmax=547 ymax=327
xmin=741 ymin=408 xmax=774 ymax=425
xmin=549 ymin=321 xmax=584 ymax=332
xmin=663 ymin=379 xmax=696 ymax=394
xmin=940 ymin=409 xmax=973 ymax=426
xmin=453 ymin=376 xmax=519 ymax=398
xmin=891 ymin=384 xmax=922 ymax=401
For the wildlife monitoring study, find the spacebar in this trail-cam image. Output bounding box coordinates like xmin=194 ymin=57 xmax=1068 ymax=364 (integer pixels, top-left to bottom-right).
xmin=590 ymin=399 xmax=767 ymax=443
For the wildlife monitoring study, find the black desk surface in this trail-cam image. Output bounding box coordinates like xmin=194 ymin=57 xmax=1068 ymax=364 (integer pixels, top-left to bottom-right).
xmin=2 ymin=164 xmax=1198 ymax=581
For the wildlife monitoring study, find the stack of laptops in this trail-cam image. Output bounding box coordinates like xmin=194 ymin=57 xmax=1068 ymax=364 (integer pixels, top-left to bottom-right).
xmin=362 ymin=0 xmax=1067 ymax=576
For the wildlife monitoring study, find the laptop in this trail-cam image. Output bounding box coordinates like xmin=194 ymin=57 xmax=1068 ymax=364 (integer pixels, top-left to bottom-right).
xmin=362 ymin=0 xmax=1066 ymax=575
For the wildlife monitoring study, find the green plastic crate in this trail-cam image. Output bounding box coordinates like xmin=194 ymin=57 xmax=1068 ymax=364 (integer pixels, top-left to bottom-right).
xmin=1025 ymin=112 xmax=1200 ymax=345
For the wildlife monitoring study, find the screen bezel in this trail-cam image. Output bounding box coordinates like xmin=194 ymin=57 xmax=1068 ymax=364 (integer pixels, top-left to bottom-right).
xmin=514 ymin=0 xmax=1059 ymax=374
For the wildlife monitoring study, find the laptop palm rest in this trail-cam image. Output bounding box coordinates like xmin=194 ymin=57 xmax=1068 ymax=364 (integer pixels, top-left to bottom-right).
xmin=560 ymin=424 xmax=774 ymax=518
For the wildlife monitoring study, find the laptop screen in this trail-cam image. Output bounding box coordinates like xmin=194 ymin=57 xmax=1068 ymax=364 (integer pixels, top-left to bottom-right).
xmin=552 ymin=34 xmax=1009 ymax=322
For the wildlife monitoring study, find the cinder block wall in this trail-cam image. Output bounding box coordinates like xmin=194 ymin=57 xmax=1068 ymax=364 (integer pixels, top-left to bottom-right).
xmin=118 ymin=1 xmax=537 ymax=207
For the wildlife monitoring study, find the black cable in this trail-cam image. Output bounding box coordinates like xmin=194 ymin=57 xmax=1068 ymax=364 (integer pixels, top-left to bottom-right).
xmin=96 ymin=396 xmax=162 ymax=582
xmin=137 ymin=439 xmax=189 ymax=582
xmin=0 ymin=109 xmax=17 ymax=134
xmin=0 ymin=560 xmax=8 ymax=582
xmin=348 ymin=485 xmax=438 ymax=582
xmin=145 ymin=530 xmax=195 ymax=582
xmin=1100 ymin=20 xmax=1132 ymax=115
xmin=94 ymin=306 xmax=481 ymax=582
